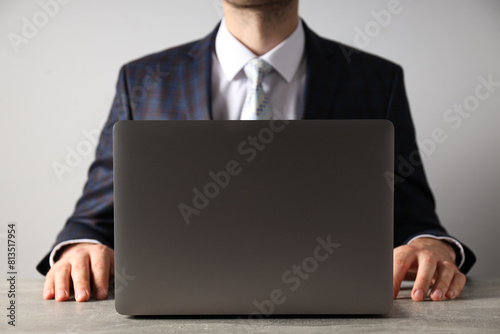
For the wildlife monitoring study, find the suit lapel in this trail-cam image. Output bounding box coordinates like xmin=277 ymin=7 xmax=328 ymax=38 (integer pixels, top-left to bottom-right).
xmin=180 ymin=24 xmax=220 ymax=120
xmin=180 ymin=21 xmax=346 ymax=120
xmin=301 ymin=21 xmax=345 ymax=120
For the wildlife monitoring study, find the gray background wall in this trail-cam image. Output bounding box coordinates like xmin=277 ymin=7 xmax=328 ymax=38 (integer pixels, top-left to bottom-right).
xmin=1 ymin=0 xmax=499 ymax=279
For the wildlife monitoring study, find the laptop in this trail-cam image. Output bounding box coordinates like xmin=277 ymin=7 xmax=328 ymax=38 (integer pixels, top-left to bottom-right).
xmin=113 ymin=120 xmax=394 ymax=315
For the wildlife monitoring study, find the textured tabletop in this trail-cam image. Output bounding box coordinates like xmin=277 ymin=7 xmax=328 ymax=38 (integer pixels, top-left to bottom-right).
xmin=1 ymin=276 xmax=499 ymax=333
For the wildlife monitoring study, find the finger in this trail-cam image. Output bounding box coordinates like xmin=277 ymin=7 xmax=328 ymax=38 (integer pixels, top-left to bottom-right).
xmin=429 ymin=261 xmax=455 ymax=301
xmin=54 ymin=261 xmax=71 ymax=301
xmin=412 ymin=252 xmax=438 ymax=302
xmin=43 ymin=268 xmax=55 ymax=300
xmin=445 ymin=272 xmax=467 ymax=300
xmin=70 ymin=252 xmax=91 ymax=302
xmin=393 ymin=247 xmax=417 ymax=299
xmin=90 ymin=245 xmax=112 ymax=300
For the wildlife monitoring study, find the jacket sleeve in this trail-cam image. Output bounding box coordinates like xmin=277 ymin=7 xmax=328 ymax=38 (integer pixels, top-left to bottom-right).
xmin=36 ymin=66 xmax=132 ymax=275
xmin=387 ymin=66 xmax=476 ymax=274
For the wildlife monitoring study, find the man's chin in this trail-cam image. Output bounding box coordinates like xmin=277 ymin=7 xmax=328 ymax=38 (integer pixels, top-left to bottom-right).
xmin=224 ymin=0 xmax=296 ymax=11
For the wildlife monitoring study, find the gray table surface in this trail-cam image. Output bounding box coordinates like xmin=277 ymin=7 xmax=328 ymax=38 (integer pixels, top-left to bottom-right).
xmin=1 ymin=277 xmax=499 ymax=333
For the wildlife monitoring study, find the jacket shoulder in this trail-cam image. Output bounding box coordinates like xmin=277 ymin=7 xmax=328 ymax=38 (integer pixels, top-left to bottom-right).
xmin=308 ymin=27 xmax=403 ymax=75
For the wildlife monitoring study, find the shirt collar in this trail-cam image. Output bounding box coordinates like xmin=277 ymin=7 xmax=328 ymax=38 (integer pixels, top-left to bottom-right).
xmin=215 ymin=18 xmax=305 ymax=83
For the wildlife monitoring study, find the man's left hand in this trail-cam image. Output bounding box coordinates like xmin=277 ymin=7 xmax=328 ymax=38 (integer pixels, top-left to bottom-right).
xmin=393 ymin=237 xmax=466 ymax=301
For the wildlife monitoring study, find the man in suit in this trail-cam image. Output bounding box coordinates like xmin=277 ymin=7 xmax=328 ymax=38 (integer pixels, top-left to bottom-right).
xmin=38 ymin=0 xmax=475 ymax=303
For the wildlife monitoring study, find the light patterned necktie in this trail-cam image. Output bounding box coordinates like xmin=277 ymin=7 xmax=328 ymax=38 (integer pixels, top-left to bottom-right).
xmin=240 ymin=58 xmax=273 ymax=120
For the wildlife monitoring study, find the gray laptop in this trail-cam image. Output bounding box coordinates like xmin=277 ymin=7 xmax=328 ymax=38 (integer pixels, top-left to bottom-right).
xmin=113 ymin=120 xmax=394 ymax=315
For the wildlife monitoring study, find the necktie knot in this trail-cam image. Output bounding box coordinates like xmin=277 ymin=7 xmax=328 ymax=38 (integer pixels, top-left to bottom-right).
xmin=243 ymin=58 xmax=273 ymax=85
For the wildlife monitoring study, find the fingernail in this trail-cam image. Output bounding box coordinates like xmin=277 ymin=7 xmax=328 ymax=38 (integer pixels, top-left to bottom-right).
xmin=413 ymin=289 xmax=424 ymax=301
xmin=76 ymin=289 xmax=88 ymax=301
xmin=448 ymin=289 xmax=457 ymax=299
xmin=96 ymin=288 xmax=107 ymax=299
xmin=432 ymin=289 xmax=443 ymax=300
xmin=56 ymin=289 xmax=67 ymax=300
xmin=43 ymin=289 xmax=54 ymax=299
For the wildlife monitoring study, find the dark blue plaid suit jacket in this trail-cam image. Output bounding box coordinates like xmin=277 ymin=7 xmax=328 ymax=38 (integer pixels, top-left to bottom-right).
xmin=37 ymin=21 xmax=475 ymax=275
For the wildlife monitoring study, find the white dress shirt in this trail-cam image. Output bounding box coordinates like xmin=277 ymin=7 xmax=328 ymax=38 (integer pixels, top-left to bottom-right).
xmin=49 ymin=18 xmax=465 ymax=270
xmin=211 ymin=18 xmax=306 ymax=120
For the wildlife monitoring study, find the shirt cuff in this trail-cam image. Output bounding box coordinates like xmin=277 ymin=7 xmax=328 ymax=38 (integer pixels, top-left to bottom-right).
xmin=406 ymin=234 xmax=465 ymax=270
xmin=49 ymin=239 xmax=102 ymax=268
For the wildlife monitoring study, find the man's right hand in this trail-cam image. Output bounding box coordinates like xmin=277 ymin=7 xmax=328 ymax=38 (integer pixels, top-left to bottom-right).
xmin=43 ymin=243 xmax=114 ymax=302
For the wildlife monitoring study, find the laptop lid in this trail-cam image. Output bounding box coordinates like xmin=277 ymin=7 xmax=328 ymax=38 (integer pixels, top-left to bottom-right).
xmin=113 ymin=120 xmax=394 ymax=315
